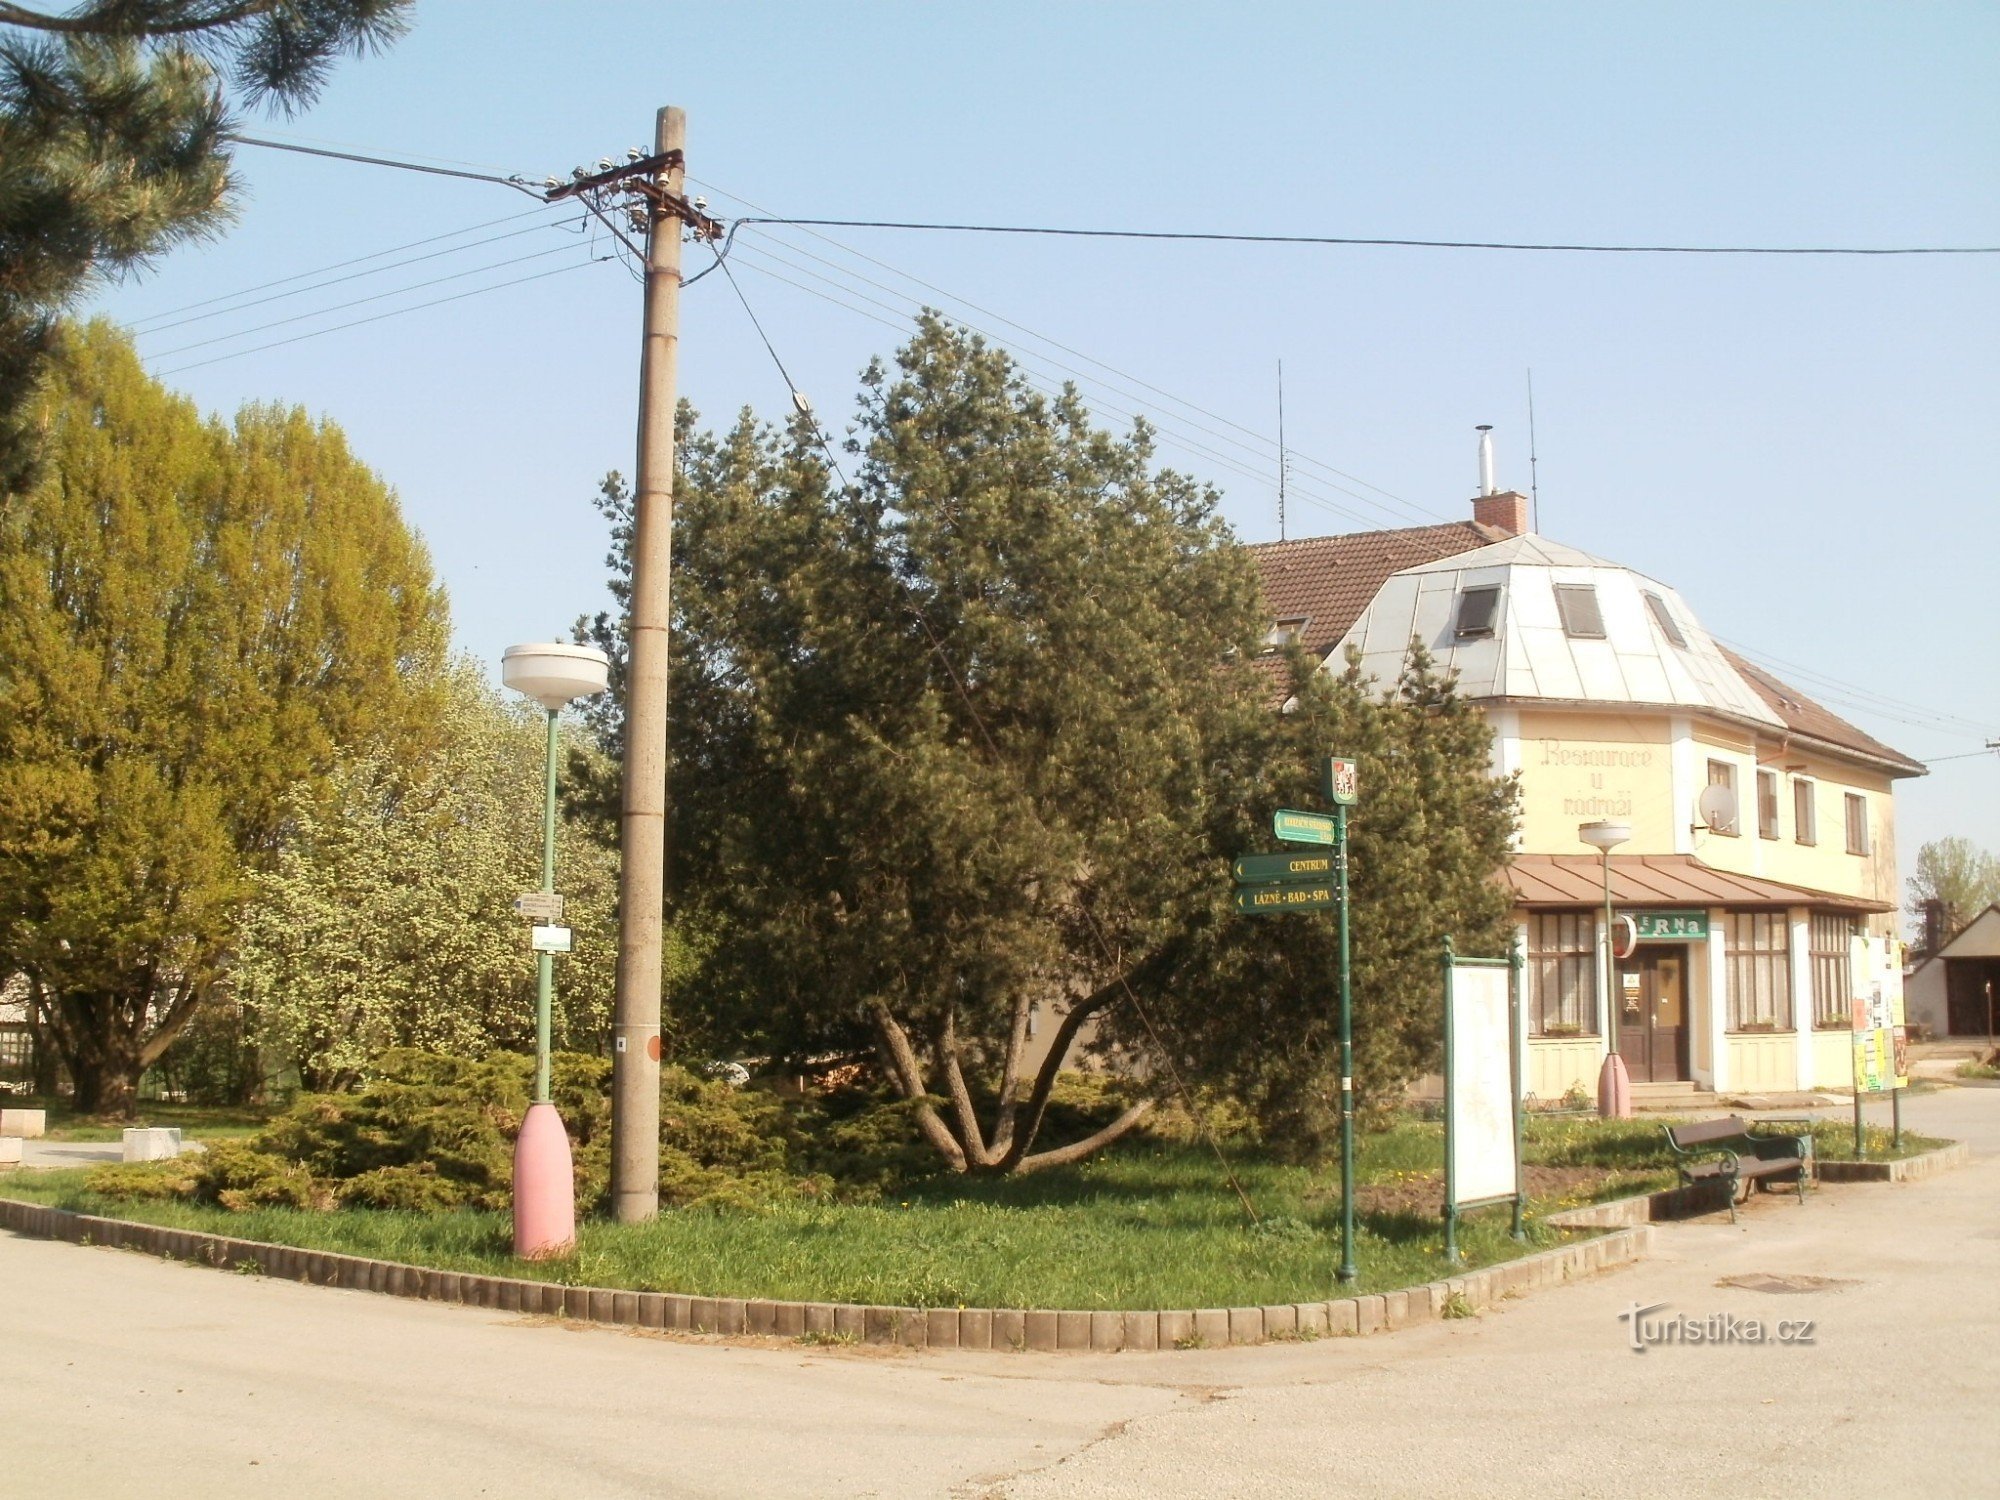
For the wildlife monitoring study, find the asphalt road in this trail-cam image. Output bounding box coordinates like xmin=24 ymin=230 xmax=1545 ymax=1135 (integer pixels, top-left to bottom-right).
xmin=5 ymin=1089 xmax=1995 ymax=1500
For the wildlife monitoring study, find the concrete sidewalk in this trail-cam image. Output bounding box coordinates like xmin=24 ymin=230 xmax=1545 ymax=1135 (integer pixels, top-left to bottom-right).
xmin=4 ymin=1089 xmax=1994 ymax=1499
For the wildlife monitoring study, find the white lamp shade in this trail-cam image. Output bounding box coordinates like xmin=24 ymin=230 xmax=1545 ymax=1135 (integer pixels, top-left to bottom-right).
xmin=1578 ymin=819 xmax=1632 ymax=852
xmin=502 ymin=642 xmax=610 ymax=711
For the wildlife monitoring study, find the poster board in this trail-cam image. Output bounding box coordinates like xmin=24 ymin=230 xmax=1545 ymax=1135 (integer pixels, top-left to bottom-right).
xmin=1445 ymin=960 xmax=1520 ymax=1207
xmin=1850 ymin=934 xmax=1908 ymax=1093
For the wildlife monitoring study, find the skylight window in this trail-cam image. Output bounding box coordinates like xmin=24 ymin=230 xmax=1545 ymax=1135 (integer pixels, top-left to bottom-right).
xmin=1454 ymin=586 xmax=1501 ymax=639
xmin=1643 ymin=590 xmax=1688 ymax=648
xmin=1553 ymin=584 xmax=1606 ymax=639
xmin=1264 ymin=617 xmax=1309 ymax=650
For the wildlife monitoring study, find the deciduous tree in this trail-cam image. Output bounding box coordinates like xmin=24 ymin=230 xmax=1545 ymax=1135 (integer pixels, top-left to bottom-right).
xmin=1908 ymin=837 xmax=2000 ymax=946
xmin=0 ymin=320 xmax=446 ymax=1113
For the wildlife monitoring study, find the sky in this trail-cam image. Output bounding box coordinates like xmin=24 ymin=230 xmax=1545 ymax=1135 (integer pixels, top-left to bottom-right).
xmin=80 ymin=1 xmax=2000 ymax=890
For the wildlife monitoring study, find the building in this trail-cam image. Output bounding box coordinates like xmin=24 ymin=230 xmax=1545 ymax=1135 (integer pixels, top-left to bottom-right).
xmin=1250 ymin=481 xmax=1925 ymax=1100
xmin=1905 ymin=904 xmax=2000 ymax=1040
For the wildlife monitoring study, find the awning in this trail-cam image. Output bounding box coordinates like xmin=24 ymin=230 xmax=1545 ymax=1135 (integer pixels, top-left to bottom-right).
xmin=1502 ymin=854 xmax=1893 ymax=913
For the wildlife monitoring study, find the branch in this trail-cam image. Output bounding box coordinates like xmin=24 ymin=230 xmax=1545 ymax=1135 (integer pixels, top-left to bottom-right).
xmin=138 ymin=973 xmax=205 ymax=1068
xmin=991 ymin=965 xmax=1141 ymax=1173
xmin=990 ymin=988 xmax=1033 ymax=1156
xmin=1013 ymin=1102 xmax=1154 ymax=1174
xmin=0 ymin=3 xmax=278 ymax=37
xmin=869 ymin=1001 xmax=966 ymax=1172
xmin=934 ymin=1004 xmax=996 ymax=1168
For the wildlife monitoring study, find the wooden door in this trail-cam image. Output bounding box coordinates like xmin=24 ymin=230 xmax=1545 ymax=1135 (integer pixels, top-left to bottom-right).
xmin=1616 ymin=949 xmax=1691 ymax=1082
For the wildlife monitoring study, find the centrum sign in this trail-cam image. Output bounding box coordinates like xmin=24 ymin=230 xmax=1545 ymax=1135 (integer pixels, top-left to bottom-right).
xmin=1233 ymin=851 xmax=1335 ymax=884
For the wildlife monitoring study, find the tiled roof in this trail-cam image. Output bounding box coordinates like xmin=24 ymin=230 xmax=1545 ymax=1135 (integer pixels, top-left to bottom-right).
xmin=1247 ymin=522 xmax=1506 ymax=660
xmin=1503 ymin=854 xmax=1893 ymax=913
xmin=1717 ymin=647 xmax=1926 ymax=776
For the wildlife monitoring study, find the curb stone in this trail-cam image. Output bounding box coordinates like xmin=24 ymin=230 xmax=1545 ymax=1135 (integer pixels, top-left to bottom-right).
xmin=0 ymin=1194 xmax=1664 ymax=1351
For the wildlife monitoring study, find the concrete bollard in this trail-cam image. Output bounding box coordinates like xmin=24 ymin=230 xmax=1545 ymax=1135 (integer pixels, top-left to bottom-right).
xmin=0 ymin=1108 xmax=47 ymax=1139
xmin=0 ymin=1137 xmax=22 ymax=1166
xmin=121 ymin=1127 xmax=182 ymax=1162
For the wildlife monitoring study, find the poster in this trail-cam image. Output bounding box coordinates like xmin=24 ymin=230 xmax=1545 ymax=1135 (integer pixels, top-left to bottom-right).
xmin=1447 ymin=963 xmax=1518 ymax=1206
xmin=1850 ymin=934 xmax=1908 ymax=1093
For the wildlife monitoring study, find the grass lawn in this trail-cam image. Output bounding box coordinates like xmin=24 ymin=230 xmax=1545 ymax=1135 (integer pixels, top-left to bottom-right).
xmin=1 ymin=1115 xmax=1689 ymax=1309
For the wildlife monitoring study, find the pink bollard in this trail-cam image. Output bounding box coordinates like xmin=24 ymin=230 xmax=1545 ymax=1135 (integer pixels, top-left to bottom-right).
xmin=512 ymin=1101 xmax=577 ymax=1260
xmin=1597 ymin=1052 xmax=1632 ymax=1120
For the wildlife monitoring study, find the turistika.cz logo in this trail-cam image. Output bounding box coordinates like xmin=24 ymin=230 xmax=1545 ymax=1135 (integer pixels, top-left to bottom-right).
xmin=1618 ymin=1301 xmax=1817 ymax=1353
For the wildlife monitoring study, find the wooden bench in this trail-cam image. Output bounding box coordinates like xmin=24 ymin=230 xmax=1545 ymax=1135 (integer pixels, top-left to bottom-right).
xmin=1664 ymin=1116 xmax=1812 ymax=1222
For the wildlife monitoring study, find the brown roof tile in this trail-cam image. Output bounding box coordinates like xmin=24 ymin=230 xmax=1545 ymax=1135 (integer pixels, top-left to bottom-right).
xmin=1504 ymin=854 xmax=1893 ymax=913
xmin=1247 ymin=522 xmax=1505 ymax=660
xmin=1716 ymin=647 xmax=1925 ymax=776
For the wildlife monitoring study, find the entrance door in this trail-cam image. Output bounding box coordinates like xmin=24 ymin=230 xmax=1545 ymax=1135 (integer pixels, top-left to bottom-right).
xmin=1616 ymin=947 xmax=1690 ymax=1082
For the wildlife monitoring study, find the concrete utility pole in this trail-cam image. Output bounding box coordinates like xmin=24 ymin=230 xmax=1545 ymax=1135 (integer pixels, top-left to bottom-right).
xmin=610 ymin=106 xmax=687 ymax=1222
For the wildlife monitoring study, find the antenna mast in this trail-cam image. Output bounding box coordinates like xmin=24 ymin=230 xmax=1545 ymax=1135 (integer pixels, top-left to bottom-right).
xmin=1527 ymin=368 xmax=1541 ymax=534
xmin=1277 ymin=359 xmax=1287 ymax=541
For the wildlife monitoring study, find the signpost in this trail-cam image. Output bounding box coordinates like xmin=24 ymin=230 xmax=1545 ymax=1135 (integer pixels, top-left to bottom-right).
xmin=515 ymin=892 xmax=566 ymax=923
xmin=1850 ymin=934 xmax=1909 ymax=1155
xmin=1231 ymin=757 xmax=1360 ymax=1283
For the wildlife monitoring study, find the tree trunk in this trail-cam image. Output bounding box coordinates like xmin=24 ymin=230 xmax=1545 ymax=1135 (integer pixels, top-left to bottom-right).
xmin=49 ymin=991 xmax=147 ymax=1119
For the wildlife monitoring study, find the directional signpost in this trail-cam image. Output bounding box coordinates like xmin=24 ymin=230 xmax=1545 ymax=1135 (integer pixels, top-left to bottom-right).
xmin=1231 ymin=755 xmax=1361 ymax=1284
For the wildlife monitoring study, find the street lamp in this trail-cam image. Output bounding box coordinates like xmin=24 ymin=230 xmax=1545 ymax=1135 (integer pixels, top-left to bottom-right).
xmin=502 ymin=641 xmax=610 ymax=1259
xmin=1578 ymin=819 xmax=1632 ymax=1120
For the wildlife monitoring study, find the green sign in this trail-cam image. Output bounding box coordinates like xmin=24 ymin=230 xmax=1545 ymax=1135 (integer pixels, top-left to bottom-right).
xmin=1233 ymin=881 xmax=1336 ymax=915
xmin=1272 ymin=808 xmax=1336 ymax=846
xmin=1632 ymin=910 xmax=1708 ymax=940
xmin=1233 ymin=850 xmax=1337 ymax=885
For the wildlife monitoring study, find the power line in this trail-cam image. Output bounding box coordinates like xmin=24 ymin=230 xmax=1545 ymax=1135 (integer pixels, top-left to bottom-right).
xmin=731 ymin=216 xmax=2000 ymax=257
xmin=133 ymin=217 xmax=580 ymax=336
xmin=155 ymin=258 xmax=606 ymax=377
xmin=230 ymin=134 xmax=543 ymax=195
xmin=1718 ymin=636 xmax=2000 ymax=739
xmin=147 ymin=238 xmax=595 ymax=361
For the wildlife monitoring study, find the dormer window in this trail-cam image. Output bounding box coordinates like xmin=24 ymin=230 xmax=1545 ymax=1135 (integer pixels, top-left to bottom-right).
xmin=1554 ymin=584 xmax=1606 ymax=639
xmin=1454 ymin=586 xmax=1501 ymax=639
xmin=1643 ymin=591 xmax=1688 ymax=648
xmin=1264 ymin=616 xmax=1309 ymax=650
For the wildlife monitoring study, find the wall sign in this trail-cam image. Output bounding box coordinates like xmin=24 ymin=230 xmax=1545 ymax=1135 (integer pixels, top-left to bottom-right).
xmin=1632 ymin=910 xmax=1708 ymax=940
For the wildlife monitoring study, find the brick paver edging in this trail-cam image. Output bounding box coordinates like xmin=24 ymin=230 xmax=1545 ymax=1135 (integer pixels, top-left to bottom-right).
xmin=1815 ymin=1138 xmax=1970 ymax=1183
xmin=0 ymin=1196 xmax=1650 ymax=1351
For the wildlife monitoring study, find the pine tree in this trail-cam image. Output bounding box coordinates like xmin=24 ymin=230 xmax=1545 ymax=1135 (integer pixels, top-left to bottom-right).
xmin=0 ymin=320 xmax=447 ymax=1113
xmin=0 ymin=2 xmax=413 ymax=481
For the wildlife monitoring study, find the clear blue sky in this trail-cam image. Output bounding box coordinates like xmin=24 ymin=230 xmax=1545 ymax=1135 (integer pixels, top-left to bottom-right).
xmin=84 ymin=1 xmax=2000 ymax=889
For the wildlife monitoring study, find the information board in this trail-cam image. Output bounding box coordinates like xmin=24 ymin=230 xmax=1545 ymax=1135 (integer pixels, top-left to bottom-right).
xmin=1446 ymin=962 xmax=1518 ymax=1207
xmin=1849 ymin=934 xmax=1908 ymax=1093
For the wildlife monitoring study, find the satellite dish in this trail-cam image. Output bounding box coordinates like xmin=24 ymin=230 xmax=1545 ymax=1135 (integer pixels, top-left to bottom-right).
xmin=1696 ymin=783 xmax=1738 ymax=833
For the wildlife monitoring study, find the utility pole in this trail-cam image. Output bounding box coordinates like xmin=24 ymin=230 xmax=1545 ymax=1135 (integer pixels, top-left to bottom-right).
xmin=544 ymin=111 xmax=719 ymax=1223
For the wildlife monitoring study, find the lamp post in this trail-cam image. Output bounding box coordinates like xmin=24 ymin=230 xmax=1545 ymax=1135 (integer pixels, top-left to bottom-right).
xmin=502 ymin=641 xmax=610 ymax=1259
xmin=1579 ymin=819 xmax=1632 ymax=1120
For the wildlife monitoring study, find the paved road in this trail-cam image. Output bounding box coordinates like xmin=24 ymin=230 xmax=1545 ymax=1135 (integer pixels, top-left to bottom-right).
xmin=5 ymin=1090 xmax=1995 ymax=1499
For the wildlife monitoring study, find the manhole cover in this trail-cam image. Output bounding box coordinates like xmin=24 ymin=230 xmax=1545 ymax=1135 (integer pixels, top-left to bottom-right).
xmin=1715 ymin=1273 xmax=1857 ymax=1294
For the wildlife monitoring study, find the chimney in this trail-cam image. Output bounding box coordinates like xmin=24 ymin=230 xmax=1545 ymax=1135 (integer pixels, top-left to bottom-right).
xmin=1471 ymin=426 xmax=1529 ymax=534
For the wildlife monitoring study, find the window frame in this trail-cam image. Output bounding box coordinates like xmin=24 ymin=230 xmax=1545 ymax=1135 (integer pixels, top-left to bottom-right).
xmin=1454 ymin=585 xmax=1502 ymax=640
xmin=1705 ymin=758 xmax=1740 ymax=836
xmin=1810 ymin=913 xmax=1858 ymax=1029
xmin=1725 ymin=910 xmax=1794 ymax=1033
xmin=1642 ymin=590 xmax=1688 ymax=648
xmin=1264 ymin=616 xmax=1310 ymax=650
xmin=1793 ymin=777 xmax=1817 ymax=846
xmin=1528 ymin=912 xmax=1600 ymax=1038
xmin=1845 ymin=793 xmax=1870 ymax=856
xmin=1756 ymin=768 xmax=1779 ymax=840
xmin=1553 ymin=583 xmax=1606 ymax=640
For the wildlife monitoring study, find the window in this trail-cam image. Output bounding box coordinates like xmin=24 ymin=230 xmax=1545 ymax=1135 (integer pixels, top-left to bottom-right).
xmin=1553 ymin=584 xmax=1605 ymax=639
xmin=1793 ymin=779 xmax=1816 ymax=845
xmin=1845 ymin=793 xmax=1870 ymax=855
xmin=1529 ymin=913 xmax=1598 ymax=1036
xmin=1726 ymin=912 xmax=1793 ymax=1031
xmin=1643 ymin=591 xmax=1687 ymax=648
xmin=1757 ymin=769 xmax=1779 ymax=840
xmin=1265 ymin=617 xmax=1309 ymax=649
xmin=1810 ymin=913 xmax=1858 ymax=1029
xmin=1454 ymin=586 xmax=1501 ymax=639
xmin=1706 ymin=758 xmax=1739 ymax=835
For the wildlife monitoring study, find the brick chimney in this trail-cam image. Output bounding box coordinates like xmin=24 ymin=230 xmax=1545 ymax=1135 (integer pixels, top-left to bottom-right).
xmin=1474 ymin=489 xmax=1530 ymax=536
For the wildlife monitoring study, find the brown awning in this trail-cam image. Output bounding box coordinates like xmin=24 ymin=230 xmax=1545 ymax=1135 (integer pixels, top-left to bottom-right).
xmin=1503 ymin=854 xmax=1893 ymax=913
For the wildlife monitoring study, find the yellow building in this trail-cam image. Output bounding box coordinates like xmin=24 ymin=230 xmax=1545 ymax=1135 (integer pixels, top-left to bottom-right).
xmin=1251 ymin=488 xmax=1923 ymax=1101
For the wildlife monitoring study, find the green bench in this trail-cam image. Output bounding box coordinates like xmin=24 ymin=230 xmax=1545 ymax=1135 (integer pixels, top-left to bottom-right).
xmin=1664 ymin=1116 xmax=1812 ymax=1223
